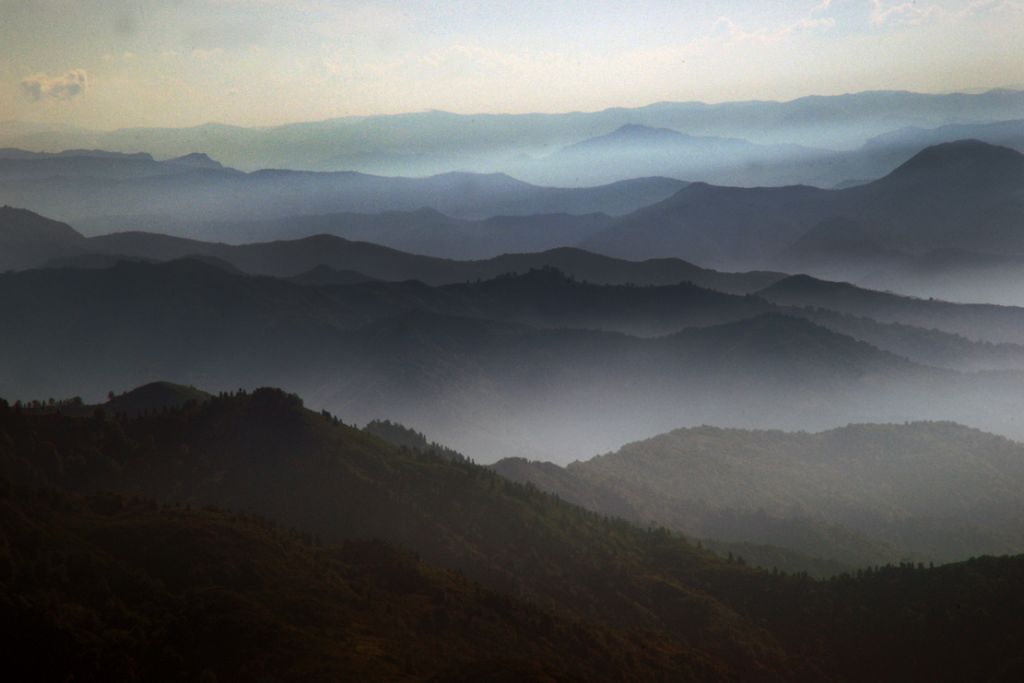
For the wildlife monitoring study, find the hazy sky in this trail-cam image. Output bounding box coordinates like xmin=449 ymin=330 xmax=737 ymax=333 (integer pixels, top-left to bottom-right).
xmin=1 ymin=0 xmax=1022 ymax=129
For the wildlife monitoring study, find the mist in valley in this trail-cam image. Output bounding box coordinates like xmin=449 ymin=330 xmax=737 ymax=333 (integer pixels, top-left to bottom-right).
xmin=4 ymin=1 xmax=1024 ymax=679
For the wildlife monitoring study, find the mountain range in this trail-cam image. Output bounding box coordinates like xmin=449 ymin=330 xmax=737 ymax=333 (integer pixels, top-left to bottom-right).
xmin=8 ymin=86 xmax=1024 ymax=679
xmin=11 ymin=201 xmax=1023 ymax=373
xmin=0 ymin=149 xmax=684 ymax=232
xmin=7 ymin=256 xmax=1024 ymax=460
xmin=586 ymin=140 xmax=1024 ymax=265
xmin=510 ymin=117 xmax=1024 ymax=188
xmin=4 ymin=88 xmax=1023 ymax=179
xmin=7 ymin=137 xmax=1024 ymax=306
xmin=0 ymin=204 xmax=784 ymax=292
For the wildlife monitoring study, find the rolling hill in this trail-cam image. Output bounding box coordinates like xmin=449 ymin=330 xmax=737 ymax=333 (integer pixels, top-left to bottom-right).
xmin=758 ymin=274 xmax=1024 ymax=344
xmin=0 ymin=204 xmax=788 ymax=292
xmin=584 ymin=141 xmax=1024 ymax=289
xmin=494 ymin=422 xmax=1024 ymax=566
xmin=0 ymin=205 xmax=87 ymax=271
xmin=5 ymin=259 xmax=1024 ymax=459
xmin=519 ymin=124 xmax=834 ymax=187
xmin=0 ymin=149 xmax=685 ymax=233
xmin=187 ymin=208 xmax=617 ymax=259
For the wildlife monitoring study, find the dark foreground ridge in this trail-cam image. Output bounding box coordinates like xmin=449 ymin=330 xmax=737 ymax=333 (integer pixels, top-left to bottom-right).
xmin=3 ymin=386 xmax=1024 ymax=681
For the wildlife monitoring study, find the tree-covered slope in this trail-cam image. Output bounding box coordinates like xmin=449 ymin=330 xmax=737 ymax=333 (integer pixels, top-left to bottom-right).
xmin=4 ymin=388 xmax=1024 ymax=680
xmin=0 ymin=391 xmax=798 ymax=680
xmin=497 ymin=422 xmax=1024 ymax=564
xmin=0 ymin=485 xmax=705 ymax=682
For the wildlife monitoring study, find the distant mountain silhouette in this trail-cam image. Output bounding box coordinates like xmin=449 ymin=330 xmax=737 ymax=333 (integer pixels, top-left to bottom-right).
xmin=584 ymin=141 xmax=1024 ymax=298
xmin=9 ymin=204 xmax=1024 ymax=369
xmin=568 ymin=123 xmax=696 ymax=147
xmin=0 ymin=205 xmax=86 ymax=270
xmin=0 ymin=149 xmax=685 ymax=232
xmin=527 ymin=123 xmax=831 ymax=186
xmin=195 ymin=208 xmax=616 ymax=260
xmin=759 ymin=274 xmax=1024 ymax=344
xmin=166 ymin=151 xmax=224 ymax=169
xmin=335 ymin=268 xmax=778 ymax=337
xmin=859 ymin=118 xmax=1024 ymax=170
xmin=0 ymin=205 xmax=83 ymax=245
xmin=5 ymin=88 xmax=1024 ymax=179
xmin=287 ymin=264 xmax=380 ymax=286
xmin=585 ymin=182 xmax=832 ymax=266
xmin=7 ymin=140 xmax=1024 ymax=306
xmin=1 ymin=205 xmax=787 ymax=291
xmin=0 ymin=258 xmax=981 ymax=461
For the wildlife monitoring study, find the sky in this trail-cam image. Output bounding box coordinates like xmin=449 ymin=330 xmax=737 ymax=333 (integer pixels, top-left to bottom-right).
xmin=1 ymin=0 xmax=1023 ymax=130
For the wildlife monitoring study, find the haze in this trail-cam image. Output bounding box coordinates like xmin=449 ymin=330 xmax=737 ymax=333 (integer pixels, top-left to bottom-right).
xmin=2 ymin=0 xmax=1024 ymax=129
xmin=6 ymin=2 xmax=1024 ymax=680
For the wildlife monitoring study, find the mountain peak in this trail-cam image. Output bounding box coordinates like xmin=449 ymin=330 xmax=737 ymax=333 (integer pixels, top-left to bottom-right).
xmin=166 ymin=152 xmax=223 ymax=169
xmin=0 ymin=205 xmax=84 ymax=245
xmin=884 ymin=139 xmax=1024 ymax=183
xmin=613 ymin=123 xmax=684 ymax=137
xmin=569 ymin=124 xmax=687 ymax=150
xmin=104 ymin=381 xmax=211 ymax=416
xmin=757 ymin=274 xmax=860 ymax=297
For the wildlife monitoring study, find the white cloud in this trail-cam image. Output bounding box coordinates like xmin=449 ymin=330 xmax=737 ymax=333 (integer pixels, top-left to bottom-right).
xmin=19 ymin=69 xmax=88 ymax=101
xmin=869 ymin=0 xmax=944 ymax=26
xmin=963 ymin=0 xmax=1024 ymax=16
xmin=711 ymin=2 xmax=837 ymax=46
xmin=869 ymin=0 xmax=1022 ymax=27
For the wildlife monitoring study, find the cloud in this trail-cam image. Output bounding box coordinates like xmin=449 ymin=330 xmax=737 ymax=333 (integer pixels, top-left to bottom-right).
xmin=19 ymin=69 xmax=88 ymax=101
xmin=869 ymin=0 xmax=1022 ymax=27
xmin=869 ymin=0 xmax=944 ymax=26
xmin=711 ymin=3 xmax=836 ymax=46
xmin=963 ymin=0 xmax=1024 ymax=15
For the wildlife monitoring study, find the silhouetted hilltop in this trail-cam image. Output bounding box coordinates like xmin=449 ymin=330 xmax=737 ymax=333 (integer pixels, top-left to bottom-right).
xmin=288 ymin=264 xmax=380 ymax=286
xmin=206 ymin=208 xmax=615 ymax=259
xmin=759 ymin=274 xmax=1024 ymax=344
xmin=104 ymin=381 xmax=211 ymax=416
xmin=0 ymin=205 xmax=86 ymax=270
xmin=0 ymin=148 xmax=686 ymax=231
xmin=0 ymin=205 xmax=785 ymax=291
xmin=8 ymin=258 xmax=1024 ymax=460
xmin=882 ymin=138 xmax=1024 ymax=185
xmin=584 ymin=181 xmax=831 ymax=266
xmin=0 ymin=205 xmax=83 ymax=245
xmin=564 ymin=123 xmax=695 ymax=149
xmin=583 ymin=141 xmax=1024 ymax=286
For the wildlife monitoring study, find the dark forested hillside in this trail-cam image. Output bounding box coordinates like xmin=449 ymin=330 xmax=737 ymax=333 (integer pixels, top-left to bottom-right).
xmin=0 ymin=486 xmax=703 ymax=682
xmin=4 ymin=388 xmax=1024 ymax=681
xmin=0 ymin=389 xmax=801 ymax=680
